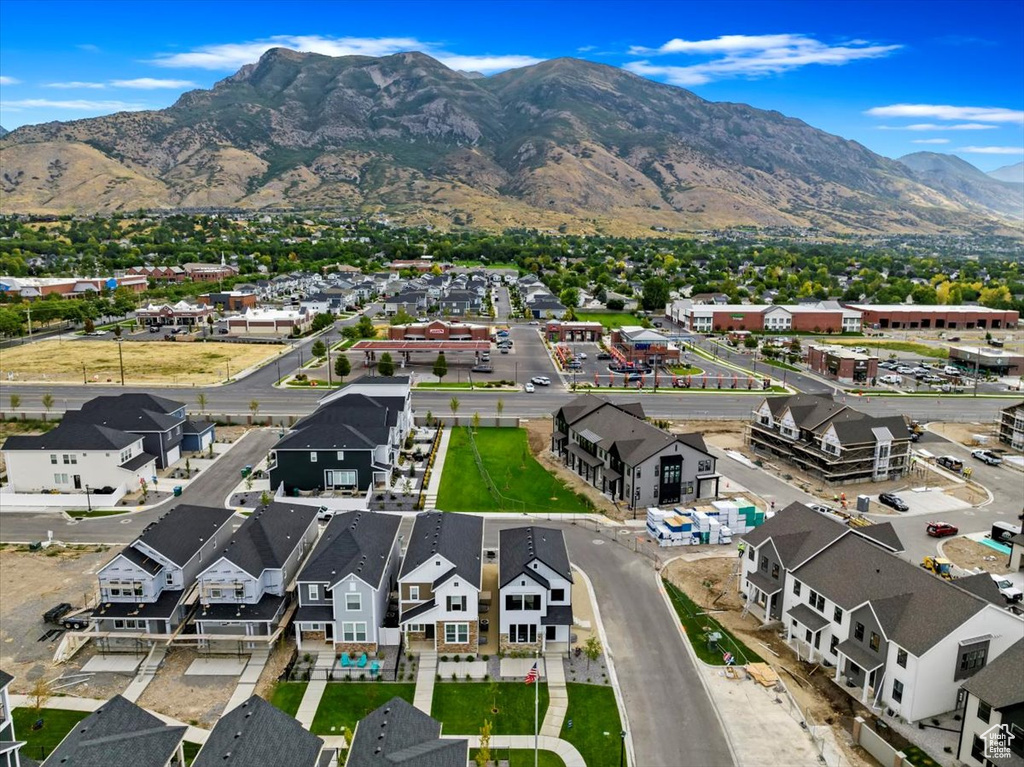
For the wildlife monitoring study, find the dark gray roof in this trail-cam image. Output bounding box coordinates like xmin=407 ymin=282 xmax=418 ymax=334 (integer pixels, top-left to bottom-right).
xmin=276 ymin=393 xmax=403 ymax=451
xmin=401 ymin=598 xmax=437 ymax=624
xmin=198 ymin=594 xmax=286 ymax=623
xmin=64 ymin=393 xmax=185 ymax=434
xmin=347 ymin=697 xmax=468 ymax=767
xmin=400 ymin=512 xmax=483 ymax=589
xmin=855 ymin=522 xmax=904 ymax=553
xmin=92 ymin=589 xmax=185 ymax=621
xmin=760 ymin=393 xmax=910 ymax=444
xmin=137 ymin=504 xmax=235 ymax=567
xmin=542 ymin=605 xmax=574 ymax=626
xmin=500 ymin=527 xmax=573 ymax=588
xmin=120 ymin=546 xmax=163 ymax=575
xmin=1009 ymin=532 xmax=1024 ymax=548
xmin=835 ymin=638 xmax=884 ymax=672
xmin=742 ymin=502 xmax=848 ymax=569
xmin=788 ymin=603 xmax=829 ymax=632
xmin=42 ymin=695 xmax=185 ymax=767
xmin=195 ymin=695 xmax=323 ymax=767
xmin=211 ymin=502 xmax=317 ymax=577
xmin=120 ymin=452 xmax=156 ymax=471
xmin=745 ymin=570 xmax=782 ymax=596
xmin=2 ymin=421 xmax=138 ymax=451
xmin=954 ymin=573 xmax=1004 ymax=605
xmin=0 ymin=669 xmax=12 ymax=689
xmin=183 ymin=419 xmax=214 ymax=435
xmin=962 ymin=639 xmax=1024 ymax=709
xmin=295 ymin=605 xmax=334 ymax=623
xmin=793 ymin=534 xmax=990 ymax=656
xmin=298 ymin=511 xmax=400 ymax=589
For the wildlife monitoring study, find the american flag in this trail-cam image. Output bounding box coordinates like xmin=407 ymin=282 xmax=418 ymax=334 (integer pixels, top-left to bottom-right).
xmin=524 ymin=662 xmax=540 ymax=685
xmin=723 ymin=652 xmax=734 ymax=665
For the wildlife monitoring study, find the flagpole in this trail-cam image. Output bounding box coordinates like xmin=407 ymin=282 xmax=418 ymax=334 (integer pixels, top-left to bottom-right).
xmin=535 ymin=651 xmax=540 ymax=767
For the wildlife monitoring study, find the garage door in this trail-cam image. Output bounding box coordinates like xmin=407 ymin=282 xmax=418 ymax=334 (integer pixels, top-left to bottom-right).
xmin=165 ymin=445 xmax=181 ymax=467
xmin=200 ymin=431 xmax=213 ymax=450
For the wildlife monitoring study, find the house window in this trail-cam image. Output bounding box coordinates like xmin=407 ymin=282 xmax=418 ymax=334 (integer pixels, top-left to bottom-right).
xmin=833 ymin=607 xmax=843 ymax=624
xmin=506 ymin=595 xmax=523 ymax=610
xmin=336 ymin=451 xmax=344 ymax=460
xmin=747 ymin=547 xmax=755 ymax=562
xmin=829 ymin=635 xmax=839 ymax=655
xmin=957 ymin=643 xmax=989 ymax=680
xmin=892 ymin=679 xmax=903 ymax=703
xmin=698 ymin=459 xmax=713 ymax=473
xmin=165 ymin=573 xmax=174 ymax=586
xmin=341 ymin=622 xmax=367 ymax=642
xmin=771 ymin=563 xmax=780 ymax=580
xmin=869 ymin=632 xmax=880 ymax=652
xmin=793 ymin=581 xmax=802 ymax=596
xmin=210 ymin=588 xmax=223 ymax=599
xmin=971 ymin=736 xmax=986 ymax=763
xmin=636 ymin=468 xmax=641 ymax=478
xmin=510 ymin=624 xmax=538 ymax=643
xmin=854 ymin=622 xmax=864 ymax=641
xmin=897 ymin=648 xmax=907 ymax=668
xmin=445 ymin=623 xmax=469 ymax=644
xmin=345 ymin=593 xmax=361 ymax=612
xmin=977 ymin=701 xmax=991 ymax=724
xmin=446 ymin=596 xmax=466 ymax=612
xmin=50 ymin=454 xmax=58 ymax=464
xmin=54 ymin=473 xmax=69 ymax=484
xmin=809 ymin=591 xmax=825 ymax=612
xmin=551 ymin=588 xmax=565 ymax=602
xmin=409 ymin=585 xmax=420 ymax=601
xmin=760 ymin=556 xmax=768 ymax=572
xmin=523 ymin=594 xmax=541 ymax=610
xmin=309 ymin=585 xmax=320 ymax=601
xmin=310 ymin=452 xmax=317 ymax=463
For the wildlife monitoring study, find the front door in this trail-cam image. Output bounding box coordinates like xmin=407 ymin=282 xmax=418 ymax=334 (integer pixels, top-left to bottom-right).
xmin=425 ymin=624 xmax=435 ymax=640
xmin=659 ymin=456 xmax=682 ymax=504
xmin=545 ymin=626 xmax=557 ymax=641
xmin=73 ymin=475 xmax=82 ymax=489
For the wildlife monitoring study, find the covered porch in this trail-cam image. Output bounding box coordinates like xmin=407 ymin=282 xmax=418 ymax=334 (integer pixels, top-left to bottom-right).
xmin=743 ymin=571 xmax=781 ymax=623
xmin=786 ymin=603 xmax=830 ymax=663
xmin=834 ymin=639 xmax=884 ymax=708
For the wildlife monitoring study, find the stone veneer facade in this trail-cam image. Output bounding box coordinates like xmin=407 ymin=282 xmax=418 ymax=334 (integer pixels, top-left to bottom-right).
xmin=498 ymin=633 xmax=542 ymax=654
xmin=435 ymin=620 xmax=479 ymax=654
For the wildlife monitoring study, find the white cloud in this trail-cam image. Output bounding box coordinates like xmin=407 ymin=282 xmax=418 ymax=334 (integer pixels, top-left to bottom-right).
xmin=957 ymin=146 xmax=1024 ymax=155
xmin=911 ymin=138 xmax=950 ymax=144
xmin=110 ymin=78 xmax=197 ymax=89
xmin=866 ymin=104 xmax=1024 ymax=123
xmin=77 ymin=44 xmax=101 ymax=53
xmin=45 ymin=81 xmax=107 ymax=89
xmin=577 ymin=45 xmax=597 ymax=53
xmin=624 ymin=34 xmax=901 ymax=86
xmin=0 ymin=76 xmax=21 ymax=86
xmin=876 ymin=123 xmax=998 ymax=131
xmin=0 ymin=98 xmax=148 ymax=112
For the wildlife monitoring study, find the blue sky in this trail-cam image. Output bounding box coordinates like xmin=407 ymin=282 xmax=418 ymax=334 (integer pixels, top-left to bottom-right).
xmin=1 ymin=0 xmax=1022 ymax=170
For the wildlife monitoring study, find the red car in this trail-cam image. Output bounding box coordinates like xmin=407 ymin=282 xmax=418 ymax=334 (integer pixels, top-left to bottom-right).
xmin=926 ymin=522 xmax=959 ymax=538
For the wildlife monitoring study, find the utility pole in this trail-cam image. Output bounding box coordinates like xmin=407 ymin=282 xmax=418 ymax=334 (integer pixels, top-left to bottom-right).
xmin=326 ymin=334 xmax=333 ymax=388
xmin=26 ymin=303 xmax=32 ymax=338
xmin=117 ymin=338 xmax=125 ymax=386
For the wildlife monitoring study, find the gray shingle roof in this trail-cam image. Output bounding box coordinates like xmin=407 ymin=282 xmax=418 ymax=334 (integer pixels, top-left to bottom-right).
xmin=741 ymin=502 xmax=848 ymax=569
xmin=760 ymin=393 xmax=910 ymax=444
xmin=2 ymin=421 xmax=139 ymax=451
xmin=212 ymin=502 xmax=317 ymax=578
xmin=42 ymin=695 xmax=185 ymax=767
xmin=347 ymin=697 xmax=468 ymax=767
xmin=92 ymin=589 xmax=185 ymax=621
xmin=788 ymin=602 xmax=829 ymax=631
xmin=961 ymin=639 xmax=1024 ymax=709
xmin=298 ymin=511 xmax=400 ymax=589
xmin=137 ymin=504 xmax=236 ymax=567
xmin=500 ymin=527 xmax=573 ymax=588
xmin=194 ymin=695 xmax=323 ymax=767
xmin=64 ymin=393 xmax=185 ymax=433
xmin=793 ymin=534 xmax=990 ymax=656
xmin=954 ymin=573 xmax=1004 ymax=605
xmin=275 ymin=393 xmax=403 ymax=451
xmin=855 ymin=522 xmax=904 ymax=553
xmin=400 ymin=512 xmax=483 ymax=589
xmin=0 ymin=669 xmax=12 ymax=689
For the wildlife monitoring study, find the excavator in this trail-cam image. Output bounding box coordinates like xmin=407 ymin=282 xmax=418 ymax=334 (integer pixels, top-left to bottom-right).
xmin=921 ymin=556 xmax=954 ymax=580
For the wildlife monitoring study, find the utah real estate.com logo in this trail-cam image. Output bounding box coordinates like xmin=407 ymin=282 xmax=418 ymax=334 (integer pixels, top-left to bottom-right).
xmin=983 ymin=723 xmax=1014 ymax=761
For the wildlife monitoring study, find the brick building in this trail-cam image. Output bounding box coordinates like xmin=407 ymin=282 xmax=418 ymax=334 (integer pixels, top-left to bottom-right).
xmin=948 ymin=346 xmax=1024 ymax=376
xmin=667 ymin=299 xmax=861 ymax=334
xmin=126 ymin=265 xmax=187 ymax=282
xmin=388 ymin=320 xmax=490 ymax=341
xmin=847 ymin=304 xmax=1019 ymax=330
xmin=199 ymin=291 xmax=258 ymax=312
xmin=182 ymin=262 xmax=240 ymax=282
xmin=545 ymin=320 xmax=604 ymax=342
xmin=807 ymin=345 xmax=879 ymax=384
xmin=611 ymin=326 xmax=681 ymax=366
xmin=0 ymin=275 xmax=148 ymax=297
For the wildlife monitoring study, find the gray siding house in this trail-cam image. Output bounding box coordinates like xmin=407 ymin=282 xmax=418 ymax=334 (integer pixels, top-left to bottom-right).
xmin=294 ymin=511 xmax=402 ymax=655
xmin=498 ymin=527 xmax=574 ymax=653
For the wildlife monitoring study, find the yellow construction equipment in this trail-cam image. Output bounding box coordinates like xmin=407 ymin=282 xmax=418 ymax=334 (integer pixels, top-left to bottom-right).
xmin=921 ymin=556 xmax=953 ymax=580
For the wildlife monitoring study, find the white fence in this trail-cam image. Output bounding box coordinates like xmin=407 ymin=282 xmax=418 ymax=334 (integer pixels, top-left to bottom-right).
xmin=0 ymin=485 xmax=126 ymax=509
xmin=854 ymin=717 xmax=911 ymax=767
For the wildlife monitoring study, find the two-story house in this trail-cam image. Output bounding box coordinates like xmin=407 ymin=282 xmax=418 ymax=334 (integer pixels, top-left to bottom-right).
xmin=399 ymin=512 xmax=484 ymax=654
xmin=346 ymin=698 xmax=468 ymax=767
xmin=439 ymin=290 xmax=480 ymax=316
xmin=294 ymin=511 xmax=402 ymax=654
xmin=194 ymin=695 xmax=326 ymax=767
xmin=269 ymin=377 xmax=412 ymax=495
xmin=194 ymin=502 xmax=319 ymax=643
xmin=0 ymin=669 xmax=24 ymax=767
xmin=956 ymin=639 xmax=1024 ymax=767
xmin=552 ymin=394 xmax=720 ymax=510
xmin=748 ymin=393 xmax=912 ymax=484
xmin=92 ymin=504 xmax=236 ymax=635
xmin=499 ymin=527 xmax=574 ymax=653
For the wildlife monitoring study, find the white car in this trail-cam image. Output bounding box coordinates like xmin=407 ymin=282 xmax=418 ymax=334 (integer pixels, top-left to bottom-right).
xmin=879 ymin=374 xmax=902 ymax=385
xmin=971 ymin=449 xmax=1002 ymax=466
xmin=524 ymin=382 xmax=535 ymax=393
xmin=537 ymin=376 xmax=551 ymax=386
xmin=577 ymin=352 xmax=588 ymax=360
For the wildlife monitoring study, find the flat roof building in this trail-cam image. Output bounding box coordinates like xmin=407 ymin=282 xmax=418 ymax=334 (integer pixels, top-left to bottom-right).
xmin=807 ymin=344 xmax=879 ymax=384
xmin=848 ymin=304 xmax=1019 ymax=331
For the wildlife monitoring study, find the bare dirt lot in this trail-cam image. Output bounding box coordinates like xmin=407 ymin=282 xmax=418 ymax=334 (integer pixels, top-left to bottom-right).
xmin=137 ymin=647 xmax=237 ymax=727
xmin=941 ymin=537 xmax=1012 ymax=574
xmin=680 ymin=419 xmax=748 ymax=451
xmin=930 ymin=421 xmax=1001 ymax=448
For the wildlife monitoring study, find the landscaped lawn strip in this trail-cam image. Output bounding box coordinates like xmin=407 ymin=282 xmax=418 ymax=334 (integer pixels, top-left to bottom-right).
xmin=559 ymin=683 xmax=624 ymax=767
xmin=663 ymin=579 xmax=763 ymax=665
xmin=575 ymin=311 xmax=642 ymax=329
xmin=12 ymin=707 xmax=90 ymax=762
xmin=309 ymin=682 xmax=416 ymax=735
xmin=268 ymin=681 xmax=308 ymax=718
xmin=431 ymin=682 xmax=549 ymax=736
xmin=436 ymin=428 xmax=593 ymax=513
xmin=472 ymin=748 xmax=565 ymax=767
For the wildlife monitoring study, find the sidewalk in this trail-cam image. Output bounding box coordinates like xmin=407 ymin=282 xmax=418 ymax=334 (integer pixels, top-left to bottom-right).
xmin=122 ymin=644 xmax=165 ymax=702
xmin=540 ymin=653 xmax=567 ymax=737
xmin=413 ymin=651 xmax=437 ymax=713
xmin=423 ymin=429 xmax=452 ymax=508
xmin=295 ymin=649 xmax=334 ymax=728
xmin=222 ymin=648 xmax=269 ymax=715
xmin=460 ymin=734 xmax=585 ymax=767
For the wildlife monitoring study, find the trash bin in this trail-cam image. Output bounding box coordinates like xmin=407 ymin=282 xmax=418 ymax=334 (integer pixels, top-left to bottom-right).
xmin=173 ymin=486 xmax=182 ymax=497
xmin=856 ymin=495 xmax=870 ymax=513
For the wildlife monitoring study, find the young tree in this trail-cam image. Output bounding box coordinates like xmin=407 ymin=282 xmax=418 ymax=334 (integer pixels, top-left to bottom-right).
xmin=334 ymin=354 xmax=351 ymax=382
xmin=377 ymin=352 xmax=396 ymax=377
xmin=472 ymin=412 xmax=481 ymax=432
xmin=197 ymin=392 xmax=207 ymax=416
xmin=83 ymin=317 xmax=95 ymax=334
xmin=9 ymin=393 xmax=20 ymax=412
xmin=496 ymin=398 xmax=504 ymax=418
xmin=311 ymin=339 xmax=327 ymax=359
xmin=41 ymin=393 xmax=54 ymax=420
xmin=743 ymin=335 xmax=759 ymax=349
xmin=449 ymin=397 xmax=460 ymax=422
xmin=433 ymin=353 xmax=448 ymax=382
xmin=249 ymin=400 xmax=260 ymax=423
xmin=475 ymin=720 xmax=493 ymax=767
xmin=356 ymin=315 xmax=377 ymax=338
xmin=583 ymin=635 xmax=603 ymax=669
xmin=30 ymin=677 xmax=51 ymax=714
xmin=259 ymin=490 xmax=272 ymax=507
xmin=113 ymin=324 xmax=122 ymax=339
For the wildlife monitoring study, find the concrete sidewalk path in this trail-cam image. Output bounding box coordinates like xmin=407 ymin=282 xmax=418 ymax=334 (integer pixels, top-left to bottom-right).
xmin=460 ymin=734 xmax=586 ymax=767
xmin=423 ymin=428 xmax=452 ymax=508
xmin=540 ymin=653 xmax=567 ymax=738
xmin=413 ymin=651 xmax=437 ymax=713
xmin=295 ymin=649 xmax=335 ymax=729
xmin=221 ymin=648 xmax=269 ymax=715
xmin=122 ymin=644 xmax=165 ymax=703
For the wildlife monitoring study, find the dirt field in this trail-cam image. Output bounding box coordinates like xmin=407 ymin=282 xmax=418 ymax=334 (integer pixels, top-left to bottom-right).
xmin=663 ymin=556 xmax=874 ymax=767
xmin=941 ymin=537 xmax=1012 ymax=574
xmin=930 ymin=422 xmax=1003 ymax=449
xmin=673 ymin=419 xmax=747 ymax=451
xmin=137 ymin=647 xmax=237 ymax=727
xmin=0 ymin=339 xmax=287 ymax=385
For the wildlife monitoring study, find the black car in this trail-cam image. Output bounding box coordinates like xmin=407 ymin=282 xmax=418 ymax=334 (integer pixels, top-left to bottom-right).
xmin=878 ymin=492 xmax=909 ymax=512
xmin=596 ymin=352 xmax=612 ymax=360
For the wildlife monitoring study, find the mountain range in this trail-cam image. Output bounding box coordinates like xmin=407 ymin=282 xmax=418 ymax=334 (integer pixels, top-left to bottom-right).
xmin=987 ymin=162 xmax=1024 ymax=185
xmin=1 ymin=49 xmax=1020 ymax=234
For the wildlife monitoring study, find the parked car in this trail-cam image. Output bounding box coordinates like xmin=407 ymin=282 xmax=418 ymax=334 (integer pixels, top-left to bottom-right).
xmin=990 ymin=575 xmax=1024 ymax=604
xmin=471 ymin=365 xmax=493 ymax=373
xmin=896 ymin=365 xmax=915 ymax=375
xmin=926 ymin=522 xmax=959 ymax=538
xmin=217 ymin=328 xmax=229 ymax=334
xmin=879 ymin=374 xmax=902 ymax=385
xmin=567 ymin=361 xmax=582 ymax=370
xmin=936 ymin=455 xmax=964 ymax=472
xmin=528 ymin=321 xmax=540 ymax=325
xmin=148 ymin=325 xmax=160 ymax=333
xmin=922 ymin=375 xmax=943 ymax=384
xmin=531 ymin=376 xmax=544 ymax=385
xmin=597 ymin=352 xmax=612 ymax=360
xmin=971 ymin=449 xmax=1002 ymax=465
xmin=878 ymin=492 xmax=909 ymax=511
xmin=537 ymin=376 xmax=551 ymax=386
xmin=943 ymin=365 xmax=961 ymax=376
xmin=524 ymin=382 xmax=535 ymax=393
xmin=500 ymin=347 xmax=510 ymax=354
xmin=317 ymin=506 xmax=337 ymax=522
xmin=577 ymin=352 xmax=588 ymax=360
xmin=809 ymin=503 xmax=835 ymax=515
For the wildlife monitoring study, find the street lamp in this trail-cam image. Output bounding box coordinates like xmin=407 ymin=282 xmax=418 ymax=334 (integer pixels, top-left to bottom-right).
xmin=632 ymin=488 xmax=640 ymax=520
xmin=116 ymin=338 xmax=125 ymax=386
xmin=85 ymin=484 xmax=92 ymax=512
xmin=620 ymin=730 xmax=627 ymax=767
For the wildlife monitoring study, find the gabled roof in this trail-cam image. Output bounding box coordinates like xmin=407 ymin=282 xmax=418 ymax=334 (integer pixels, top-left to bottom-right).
xmin=347 ymin=697 xmax=468 ymax=767
xmin=136 ymin=504 xmax=236 ymax=567
xmin=209 ymin=503 xmax=317 ymax=578
xmin=298 ymin=511 xmax=400 ymax=589
xmin=953 ymin=573 xmax=1004 ymax=605
xmin=400 ymin=512 xmax=483 ymax=589
xmin=275 ymin=393 xmax=404 ymax=451
xmin=42 ymin=695 xmax=186 ymax=767
xmin=0 ymin=668 xmax=12 ymax=689
xmin=64 ymin=393 xmax=186 ymax=434
xmin=961 ymin=638 xmax=1024 ymax=709
xmin=194 ymin=695 xmax=323 ymax=767
xmin=500 ymin=527 xmax=573 ymax=588
xmin=741 ymin=502 xmax=848 ymax=569
xmin=854 ymin=522 xmax=904 ymax=553
xmin=2 ymin=421 xmax=139 ymax=452
xmin=760 ymin=393 xmax=910 ymax=443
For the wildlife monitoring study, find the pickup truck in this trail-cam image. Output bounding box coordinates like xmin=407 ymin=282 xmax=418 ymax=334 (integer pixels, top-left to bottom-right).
xmin=971 ymin=449 xmax=1002 ymax=466
xmin=990 ymin=575 xmax=1024 ymax=604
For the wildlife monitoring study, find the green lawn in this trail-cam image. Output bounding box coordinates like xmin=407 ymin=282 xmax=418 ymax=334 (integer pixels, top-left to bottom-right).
xmin=824 ymin=339 xmax=949 ymax=360
xmin=473 ymin=748 xmax=565 ymax=767
xmin=183 ymin=741 xmax=202 ymax=765
xmin=432 ymin=682 xmax=549 ymax=735
xmin=269 ymin=681 xmax=308 ymax=718
xmin=12 ymin=707 xmax=90 ymax=762
xmin=761 ymin=358 xmax=801 ymax=372
xmin=436 ymin=428 xmax=593 ymax=513
xmin=903 ymin=745 xmax=943 ymax=767
xmin=667 ymin=365 xmax=704 ymax=376
xmin=310 ymin=683 xmax=416 ymax=735
xmin=663 ymin=580 xmax=763 ymax=666
xmin=575 ymin=311 xmax=642 ymax=329
xmin=560 ymin=684 xmax=624 ymax=767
